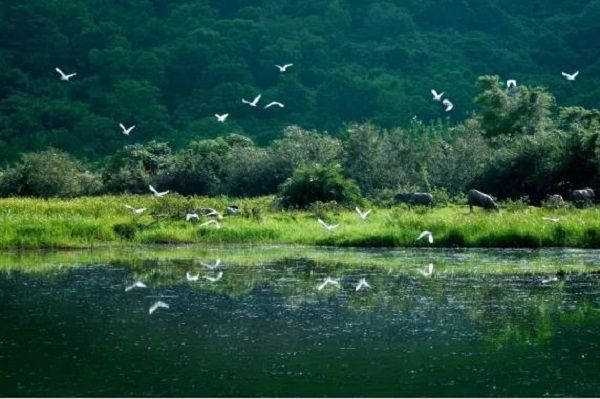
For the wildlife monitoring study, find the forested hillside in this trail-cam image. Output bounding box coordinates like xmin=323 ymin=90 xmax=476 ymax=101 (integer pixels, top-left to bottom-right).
xmin=1 ymin=0 xmax=599 ymax=161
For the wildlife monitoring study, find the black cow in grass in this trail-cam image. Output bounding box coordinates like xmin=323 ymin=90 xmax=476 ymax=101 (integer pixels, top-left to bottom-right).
xmin=395 ymin=192 xmax=434 ymax=207
xmin=468 ymin=189 xmax=498 ymax=212
xmin=570 ymin=188 xmax=595 ymax=207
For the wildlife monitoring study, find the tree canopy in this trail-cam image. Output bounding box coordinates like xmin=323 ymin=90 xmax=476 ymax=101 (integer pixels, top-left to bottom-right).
xmin=1 ymin=0 xmax=599 ymax=161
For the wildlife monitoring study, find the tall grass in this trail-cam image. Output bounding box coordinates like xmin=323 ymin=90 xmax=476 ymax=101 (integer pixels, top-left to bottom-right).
xmin=0 ymin=196 xmax=599 ymax=249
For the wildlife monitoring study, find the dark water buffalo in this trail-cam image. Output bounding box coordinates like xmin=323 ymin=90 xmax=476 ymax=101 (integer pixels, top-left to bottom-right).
xmin=468 ymin=189 xmax=498 ymax=212
xmin=395 ymin=192 xmax=434 ymax=206
xmin=570 ymin=188 xmax=595 ymax=206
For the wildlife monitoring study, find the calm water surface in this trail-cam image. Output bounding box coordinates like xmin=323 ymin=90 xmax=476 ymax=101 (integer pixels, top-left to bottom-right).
xmin=1 ymin=247 xmax=599 ymax=397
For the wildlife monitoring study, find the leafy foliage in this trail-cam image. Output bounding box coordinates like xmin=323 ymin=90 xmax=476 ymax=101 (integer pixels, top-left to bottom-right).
xmin=0 ymin=0 xmax=599 ymax=160
xmin=278 ymin=164 xmax=361 ymax=208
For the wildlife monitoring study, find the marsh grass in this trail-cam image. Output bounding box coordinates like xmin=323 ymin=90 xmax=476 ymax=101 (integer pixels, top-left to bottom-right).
xmin=0 ymin=196 xmax=599 ymax=249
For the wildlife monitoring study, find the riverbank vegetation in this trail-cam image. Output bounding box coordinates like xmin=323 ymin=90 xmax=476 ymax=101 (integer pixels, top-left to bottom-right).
xmin=1 ymin=76 xmax=599 ymax=205
xmin=1 ymin=195 xmax=600 ymax=249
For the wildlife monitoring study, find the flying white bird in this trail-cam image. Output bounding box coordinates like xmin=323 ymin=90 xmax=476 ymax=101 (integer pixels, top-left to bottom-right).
xmin=419 ymin=263 xmax=434 ymax=277
xmin=275 ymin=64 xmax=293 ymax=72
xmin=442 ymin=99 xmax=454 ymax=112
xmin=55 ymin=67 xmax=76 ymax=81
xmin=149 ymin=301 xmax=169 ymax=315
xmin=264 ymin=101 xmax=284 ymax=109
xmin=417 ymin=230 xmax=434 ymax=244
xmin=199 ymin=220 xmax=220 ymax=228
xmin=431 ymin=89 xmax=444 ymax=101
xmin=355 ymin=207 xmax=372 ymax=220
xmin=317 ymin=277 xmax=340 ymax=291
xmin=119 ymin=123 xmax=136 ymax=135
xmin=562 ymin=71 xmax=579 ymax=81
xmin=242 ymin=94 xmax=261 ymax=107
xmin=355 ymin=278 xmax=371 ymax=291
xmin=186 ymin=271 xmax=199 ymax=281
xmin=204 ymin=271 xmax=224 ymax=283
xmin=542 ymin=217 xmax=560 ymax=223
xmin=318 ymin=218 xmax=339 ymax=232
xmin=215 ymin=113 xmax=229 ymax=122
xmin=149 ymin=184 xmax=169 ymax=197
xmin=125 ymin=281 xmax=147 ymax=292
xmin=506 ymin=79 xmax=517 ymax=89
xmin=542 ymin=276 xmax=559 ymax=284
xmin=201 ymin=259 xmax=222 ymax=270
xmin=186 ymin=213 xmax=199 ymax=222
xmin=125 ymin=205 xmax=146 ymax=215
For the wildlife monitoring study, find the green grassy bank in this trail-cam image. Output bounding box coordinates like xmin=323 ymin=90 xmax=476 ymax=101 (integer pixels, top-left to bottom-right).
xmin=1 ymin=195 xmax=599 ymax=249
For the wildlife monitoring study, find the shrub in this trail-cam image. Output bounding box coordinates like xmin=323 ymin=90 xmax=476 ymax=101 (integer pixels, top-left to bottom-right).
xmin=0 ymin=149 xmax=102 ymax=198
xmin=103 ymin=141 xmax=173 ymax=194
xmin=278 ymin=164 xmax=362 ymax=209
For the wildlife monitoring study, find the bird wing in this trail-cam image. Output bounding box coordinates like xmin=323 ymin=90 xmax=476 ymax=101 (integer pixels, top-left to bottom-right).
xmin=149 ymin=185 xmax=158 ymax=195
xmin=573 ymin=71 xmax=579 ymax=77
xmin=417 ymin=231 xmax=430 ymax=240
xmin=55 ymin=67 xmax=65 ymax=77
xmin=253 ymin=94 xmax=261 ymax=103
xmin=66 ymin=73 xmax=77 ymax=78
xmin=125 ymin=205 xmax=134 ymax=210
xmin=284 ymin=64 xmax=293 ymax=68
xmin=119 ymin=123 xmax=126 ymax=131
xmin=364 ymin=209 xmax=372 ymax=217
xmin=431 ymin=89 xmax=438 ymax=97
xmin=562 ymin=72 xmax=569 ymax=77
xmin=318 ymin=218 xmax=326 ymax=227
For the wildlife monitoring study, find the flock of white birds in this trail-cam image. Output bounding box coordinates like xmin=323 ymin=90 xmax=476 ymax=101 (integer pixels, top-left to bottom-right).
xmin=57 ymin=63 xmax=575 ymax=315
xmin=55 ymin=62 xmax=581 ymax=139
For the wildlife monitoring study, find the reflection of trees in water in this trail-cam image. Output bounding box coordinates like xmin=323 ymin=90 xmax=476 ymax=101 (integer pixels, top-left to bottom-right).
xmin=113 ymin=257 xmax=600 ymax=345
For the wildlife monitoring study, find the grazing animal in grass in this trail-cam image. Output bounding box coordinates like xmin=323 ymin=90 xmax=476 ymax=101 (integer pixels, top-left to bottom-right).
xmin=570 ymin=188 xmax=595 ymax=207
xmin=395 ymin=192 xmax=434 ymax=207
xmin=467 ymin=189 xmax=498 ymax=212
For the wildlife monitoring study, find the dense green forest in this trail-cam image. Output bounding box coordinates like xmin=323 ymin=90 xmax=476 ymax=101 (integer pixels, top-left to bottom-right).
xmin=0 ymin=0 xmax=599 ymax=203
